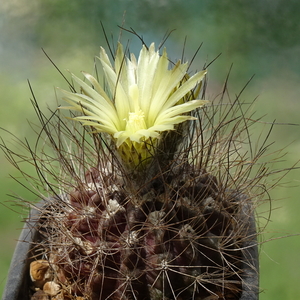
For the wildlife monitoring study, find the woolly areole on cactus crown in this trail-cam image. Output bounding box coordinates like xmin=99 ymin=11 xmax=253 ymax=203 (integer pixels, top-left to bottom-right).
xmin=60 ymin=42 xmax=208 ymax=168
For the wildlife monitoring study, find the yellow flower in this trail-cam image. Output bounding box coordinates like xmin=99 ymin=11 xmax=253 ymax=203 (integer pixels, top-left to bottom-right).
xmin=60 ymin=42 xmax=208 ymax=169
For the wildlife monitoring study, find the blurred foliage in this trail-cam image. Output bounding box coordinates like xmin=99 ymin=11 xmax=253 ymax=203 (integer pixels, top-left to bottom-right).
xmin=1 ymin=0 xmax=300 ymax=299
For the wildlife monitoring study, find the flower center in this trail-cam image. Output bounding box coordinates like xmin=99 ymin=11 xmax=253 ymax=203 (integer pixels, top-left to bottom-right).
xmin=125 ymin=110 xmax=147 ymax=134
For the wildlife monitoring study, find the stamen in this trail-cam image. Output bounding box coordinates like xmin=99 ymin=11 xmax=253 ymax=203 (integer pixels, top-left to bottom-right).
xmin=126 ymin=110 xmax=147 ymax=134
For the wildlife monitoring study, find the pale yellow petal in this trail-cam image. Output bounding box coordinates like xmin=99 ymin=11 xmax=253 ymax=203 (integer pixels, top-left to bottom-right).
xmin=147 ymin=62 xmax=189 ymax=125
xmin=114 ymin=42 xmax=125 ymax=76
xmin=137 ymin=44 xmax=160 ymax=111
xmin=68 ymin=76 xmax=114 ymax=112
xmin=73 ymin=115 xmax=118 ymax=131
xmin=99 ymin=59 xmax=131 ymax=121
xmin=59 ymin=89 xmax=120 ymax=129
xmin=126 ymin=55 xmax=137 ymax=88
xmin=161 ymin=70 xmax=207 ymax=111
xmin=155 ymin=100 xmax=209 ymax=124
xmin=81 ymin=72 xmax=111 ymax=102
xmin=74 ymin=120 xmax=117 ymax=134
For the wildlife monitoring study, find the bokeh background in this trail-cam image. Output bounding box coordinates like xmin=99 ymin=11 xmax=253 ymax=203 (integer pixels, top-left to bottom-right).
xmin=1 ymin=0 xmax=300 ymax=299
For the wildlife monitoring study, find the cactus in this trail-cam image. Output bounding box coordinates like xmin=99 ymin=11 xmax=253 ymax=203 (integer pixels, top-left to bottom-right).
xmin=31 ymin=164 xmax=253 ymax=300
xmin=2 ymin=31 xmax=285 ymax=300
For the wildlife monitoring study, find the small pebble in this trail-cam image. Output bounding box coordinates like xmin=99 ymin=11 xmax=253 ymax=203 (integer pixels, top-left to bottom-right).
xmin=31 ymin=289 xmax=49 ymax=300
xmin=30 ymin=260 xmax=50 ymax=281
xmin=30 ymin=260 xmax=50 ymax=288
xmin=43 ymin=281 xmax=61 ymax=296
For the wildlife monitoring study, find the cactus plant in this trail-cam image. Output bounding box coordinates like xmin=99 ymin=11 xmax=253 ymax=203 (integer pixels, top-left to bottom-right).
xmin=2 ymin=31 xmax=284 ymax=300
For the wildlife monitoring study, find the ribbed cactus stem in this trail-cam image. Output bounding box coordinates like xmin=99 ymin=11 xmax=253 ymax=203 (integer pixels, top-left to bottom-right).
xmin=29 ymin=161 xmax=254 ymax=299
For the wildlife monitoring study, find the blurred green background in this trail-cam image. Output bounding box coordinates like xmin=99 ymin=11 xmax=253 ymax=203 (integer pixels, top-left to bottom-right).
xmin=1 ymin=0 xmax=300 ymax=298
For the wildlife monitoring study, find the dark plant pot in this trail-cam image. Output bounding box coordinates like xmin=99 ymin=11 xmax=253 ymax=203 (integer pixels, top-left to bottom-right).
xmin=2 ymin=197 xmax=259 ymax=300
xmin=2 ymin=202 xmax=45 ymax=300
